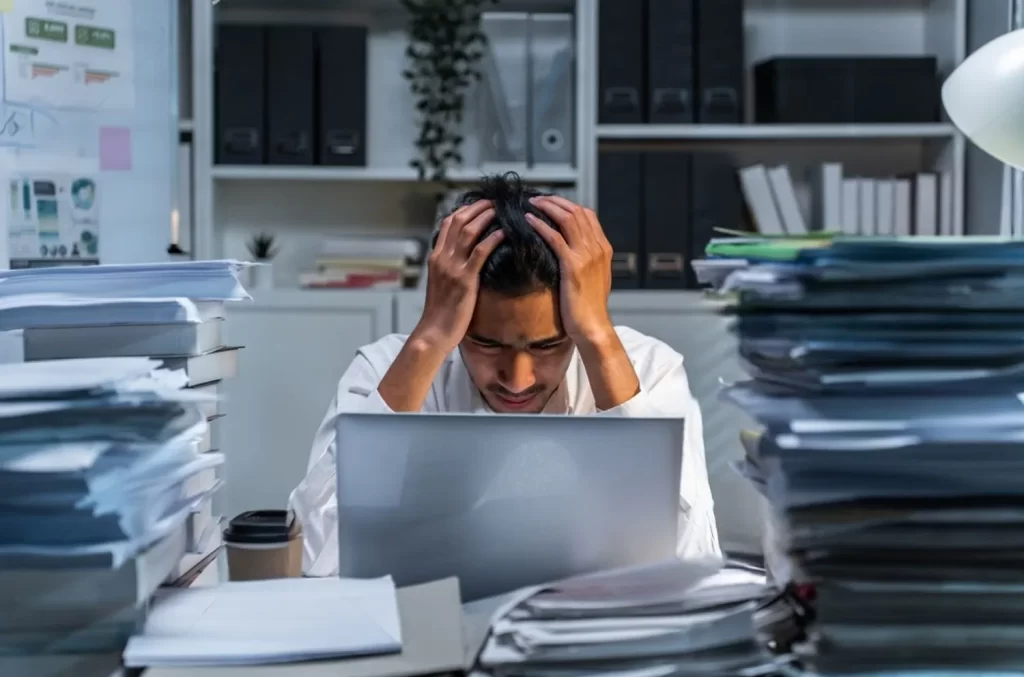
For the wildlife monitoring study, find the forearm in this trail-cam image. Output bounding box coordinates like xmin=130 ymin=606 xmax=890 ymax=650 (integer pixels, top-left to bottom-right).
xmin=576 ymin=329 xmax=641 ymax=411
xmin=376 ymin=330 xmax=449 ymax=412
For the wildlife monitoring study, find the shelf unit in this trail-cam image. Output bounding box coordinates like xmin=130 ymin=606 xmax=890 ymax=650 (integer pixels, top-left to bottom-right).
xmin=183 ymin=0 xmax=968 ymax=269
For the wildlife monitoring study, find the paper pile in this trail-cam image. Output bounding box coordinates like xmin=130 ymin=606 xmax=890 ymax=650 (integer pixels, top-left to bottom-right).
xmin=0 ymin=260 xmax=251 ymax=300
xmin=701 ymin=235 xmax=1024 ymax=673
xmin=124 ymin=576 xmax=403 ymax=667
xmin=0 ymin=357 xmax=221 ymax=655
xmin=477 ymin=558 xmax=792 ymax=676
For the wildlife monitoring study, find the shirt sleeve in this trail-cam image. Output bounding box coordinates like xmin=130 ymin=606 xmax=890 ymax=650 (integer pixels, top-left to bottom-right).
xmin=288 ymin=341 xmax=438 ymax=577
xmin=594 ymin=349 xmax=722 ymax=560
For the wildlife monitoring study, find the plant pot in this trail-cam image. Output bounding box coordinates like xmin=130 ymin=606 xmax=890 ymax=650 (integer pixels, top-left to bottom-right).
xmin=250 ymin=262 xmax=274 ymax=290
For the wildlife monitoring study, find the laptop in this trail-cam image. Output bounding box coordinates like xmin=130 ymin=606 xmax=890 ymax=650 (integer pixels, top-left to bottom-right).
xmin=334 ymin=412 xmax=684 ymax=601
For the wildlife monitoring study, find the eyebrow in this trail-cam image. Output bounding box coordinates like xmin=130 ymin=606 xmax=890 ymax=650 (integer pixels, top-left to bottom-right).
xmin=468 ymin=333 xmax=567 ymax=347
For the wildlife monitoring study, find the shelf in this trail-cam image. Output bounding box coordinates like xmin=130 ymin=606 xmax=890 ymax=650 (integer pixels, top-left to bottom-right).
xmin=210 ymin=165 xmax=579 ymax=184
xmin=179 ymin=119 xmax=194 ymax=132
xmin=596 ymin=123 xmax=958 ymax=141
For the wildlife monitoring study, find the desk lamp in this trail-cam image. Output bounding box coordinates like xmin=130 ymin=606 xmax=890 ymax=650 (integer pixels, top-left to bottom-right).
xmin=942 ymin=27 xmax=1024 ymax=170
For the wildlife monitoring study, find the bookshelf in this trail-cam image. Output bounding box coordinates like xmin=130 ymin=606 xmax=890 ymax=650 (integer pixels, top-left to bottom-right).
xmin=181 ymin=0 xmax=967 ymax=268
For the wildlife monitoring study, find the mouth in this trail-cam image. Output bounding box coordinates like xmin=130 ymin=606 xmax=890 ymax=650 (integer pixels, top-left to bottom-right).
xmin=493 ymin=391 xmax=539 ymax=410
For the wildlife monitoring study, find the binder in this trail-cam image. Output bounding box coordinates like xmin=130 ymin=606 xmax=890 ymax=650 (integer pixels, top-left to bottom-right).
xmin=316 ymin=26 xmax=368 ymax=166
xmin=267 ymin=27 xmax=315 ymax=166
xmin=598 ymin=151 xmax=643 ymax=289
xmin=646 ymin=0 xmax=695 ymax=123
xmin=690 ymin=153 xmax=740 ymax=288
xmin=215 ymin=26 xmax=266 ymax=165
xmin=695 ymin=0 xmax=745 ymax=123
xmin=529 ymin=14 xmax=575 ymax=166
xmin=597 ymin=1 xmax=644 ymax=123
xmin=643 ymin=152 xmax=690 ymax=289
xmin=478 ymin=12 xmax=529 ymax=166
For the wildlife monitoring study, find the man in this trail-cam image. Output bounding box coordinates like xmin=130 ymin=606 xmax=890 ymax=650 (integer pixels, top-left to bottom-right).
xmin=290 ymin=174 xmax=720 ymax=577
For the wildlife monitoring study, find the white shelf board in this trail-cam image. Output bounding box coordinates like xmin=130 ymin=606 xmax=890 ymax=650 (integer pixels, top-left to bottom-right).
xmin=596 ymin=123 xmax=958 ymax=141
xmin=211 ymin=165 xmax=579 ymax=183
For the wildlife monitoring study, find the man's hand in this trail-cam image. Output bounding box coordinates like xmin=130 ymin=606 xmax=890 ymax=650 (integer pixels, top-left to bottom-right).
xmin=377 ymin=200 xmax=501 ymax=412
xmin=526 ymin=195 xmax=615 ymax=346
xmin=526 ymin=195 xmax=640 ymax=410
xmin=415 ymin=199 xmax=503 ymax=353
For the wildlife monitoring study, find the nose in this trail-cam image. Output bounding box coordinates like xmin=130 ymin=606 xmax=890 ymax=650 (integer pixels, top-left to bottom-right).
xmin=499 ymin=351 xmax=536 ymax=394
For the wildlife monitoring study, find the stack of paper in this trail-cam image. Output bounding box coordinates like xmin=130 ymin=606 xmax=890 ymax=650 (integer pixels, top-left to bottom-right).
xmin=0 ymin=260 xmax=253 ymax=589
xmin=476 ymin=558 xmax=793 ymax=676
xmin=0 ymin=358 xmax=221 ymax=657
xmin=124 ymin=576 xmax=403 ymax=667
xmin=0 ymin=260 xmax=251 ymax=300
xmin=700 ymin=235 xmax=1024 ymax=673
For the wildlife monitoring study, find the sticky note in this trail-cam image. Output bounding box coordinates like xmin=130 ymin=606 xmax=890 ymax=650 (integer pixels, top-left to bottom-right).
xmin=99 ymin=126 xmax=132 ymax=171
xmin=0 ymin=1 xmax=14 ymax=12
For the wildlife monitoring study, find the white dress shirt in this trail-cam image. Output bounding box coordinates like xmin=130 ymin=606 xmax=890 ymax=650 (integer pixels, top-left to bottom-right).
xmin=289 ymin=325 xmax=721 ymax=577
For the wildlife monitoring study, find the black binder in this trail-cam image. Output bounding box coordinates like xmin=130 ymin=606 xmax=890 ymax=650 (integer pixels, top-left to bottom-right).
xmin=215 ymin=25 xmax=266 ymax=165
xmin=643 ymin=152 xmax=690 ymax=289
xmin=695 ymin=0 xmax=745 ymax=123
xmin=316 ymin=26 xmax=368 ymax=166
xmin=267 ymin=27 xmax=315 ymax=165
xmin=597 ymin=1 xmax=645 ymax=124
xmin=597 ymin=151 xmax=643 ymax=289
xmin=690 ymin=153 xmax=740 ymax=288
xmin=646 ymin=0 xmax=695 ymax=123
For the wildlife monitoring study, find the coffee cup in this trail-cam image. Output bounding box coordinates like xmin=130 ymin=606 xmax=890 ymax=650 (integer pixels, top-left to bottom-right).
xmin=223 ymin=509 xmax=302 ymax=581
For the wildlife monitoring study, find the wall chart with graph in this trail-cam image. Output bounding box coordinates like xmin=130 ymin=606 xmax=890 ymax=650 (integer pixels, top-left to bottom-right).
xmin=0 ymin=0 xmax=176 ymax=269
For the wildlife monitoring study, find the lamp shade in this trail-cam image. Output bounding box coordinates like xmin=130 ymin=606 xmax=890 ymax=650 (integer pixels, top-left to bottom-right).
xmin=942 ymin=27 xmax=1024 ymax=170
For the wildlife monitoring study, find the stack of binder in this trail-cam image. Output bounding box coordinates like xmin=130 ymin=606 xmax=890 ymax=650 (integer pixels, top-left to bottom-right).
xmin=0 ymin=357 xmax=222 ymax=674
xmin=0 ymin=261 xmax=251 ymax=601
xmin=698 ymin=235 xmax=1024 ymax=673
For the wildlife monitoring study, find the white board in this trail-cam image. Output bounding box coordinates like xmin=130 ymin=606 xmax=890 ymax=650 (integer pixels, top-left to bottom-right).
xmin=0 ymin=0 xmax=175 ymax=267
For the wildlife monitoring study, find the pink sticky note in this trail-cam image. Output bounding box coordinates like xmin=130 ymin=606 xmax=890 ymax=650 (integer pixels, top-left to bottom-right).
xmin=99 ymin=126 xmax=132 ymax=171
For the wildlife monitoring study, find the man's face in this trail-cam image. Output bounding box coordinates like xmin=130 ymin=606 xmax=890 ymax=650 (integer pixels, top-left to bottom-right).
xmin=459 ymin=288 xmax=575 ymax=414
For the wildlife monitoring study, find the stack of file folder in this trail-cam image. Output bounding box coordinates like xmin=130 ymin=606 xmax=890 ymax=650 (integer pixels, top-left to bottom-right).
xmin=476 ymin=558 xmax=795 ymax=676
xmin=0 ymin=261 xmax=251 ymax=590
xmin=699 ymin=234 xmax=1024 ymax=673
xmin=0 ymin=357 xmax=222 ymax=668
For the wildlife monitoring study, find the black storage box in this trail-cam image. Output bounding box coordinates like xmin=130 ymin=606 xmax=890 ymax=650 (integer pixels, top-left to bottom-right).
xmin=753 ymin=56 xmax=939 ymax=124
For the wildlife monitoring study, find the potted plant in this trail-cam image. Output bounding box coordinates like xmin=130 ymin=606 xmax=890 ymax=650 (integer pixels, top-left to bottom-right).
xmin=400 ymin=0 xmax=494 ymax=186
xmin=246 ymin=232 xmax=278 ymax=290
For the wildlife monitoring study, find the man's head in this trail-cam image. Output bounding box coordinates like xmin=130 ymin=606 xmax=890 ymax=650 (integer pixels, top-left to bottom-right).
xmin=435 ymin=173 xmax=575 ymax=413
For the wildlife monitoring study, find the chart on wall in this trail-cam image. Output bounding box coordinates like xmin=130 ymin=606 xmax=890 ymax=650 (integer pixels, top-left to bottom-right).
xmin=0 ymin=0 xmax=174 ymax=269
xmin=3 ymin=0 xmax=135 ymax=111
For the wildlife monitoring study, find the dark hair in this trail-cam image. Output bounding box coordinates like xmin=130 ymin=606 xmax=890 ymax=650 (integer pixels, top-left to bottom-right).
xmin=433 ymin=172 xmax=561 ymax=297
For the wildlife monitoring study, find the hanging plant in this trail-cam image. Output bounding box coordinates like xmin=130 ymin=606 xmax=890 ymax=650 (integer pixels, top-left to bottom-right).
xmin=400 ymin=0 xmax=493 ymax=184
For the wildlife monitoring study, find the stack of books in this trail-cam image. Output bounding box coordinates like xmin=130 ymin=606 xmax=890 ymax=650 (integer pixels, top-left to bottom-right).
xmin=0 ymin=261 xmax=251 ymax=659
xmin=740 ymin=163 xmax=955 ymax=237
xmin=0 ymin=357 xmax=222 ymax=675
xmin=476 ymin=559 xmax=795 ymax=676
xmin=298 ymin=236 xmax=424 ymax=290
xmin=697 ymin=234 xmax=1024 ymax=673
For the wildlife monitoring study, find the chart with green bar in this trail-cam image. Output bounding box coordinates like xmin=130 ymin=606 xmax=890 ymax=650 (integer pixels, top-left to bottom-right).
xmin=3 ymin=0 xmax=134 ymax=111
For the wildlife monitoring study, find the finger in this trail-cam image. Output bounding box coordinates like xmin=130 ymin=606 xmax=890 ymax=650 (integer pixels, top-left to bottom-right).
xmin=467 ymin=229 xmax=504 ymax=272
xmin=526 ymin=212 xmax=571 ymax=259
xmin=545 ymin=196 xmax=604 ymax=253
xmin=433 ymin=211 xmax=456 ymax=253
xmin=530 ymin=197 xmax=582 ymax=246
xmin=581 ymin=206 xmax=611 ymax=250
xmin=453 ymin=208 xmax=496 ymax=257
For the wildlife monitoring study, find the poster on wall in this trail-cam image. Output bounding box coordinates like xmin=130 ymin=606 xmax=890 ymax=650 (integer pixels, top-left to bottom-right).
xmin=0 ymin=151 xmax=99 ymax=268
xmin=1 ymin=0 xmax=135 ymax=111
